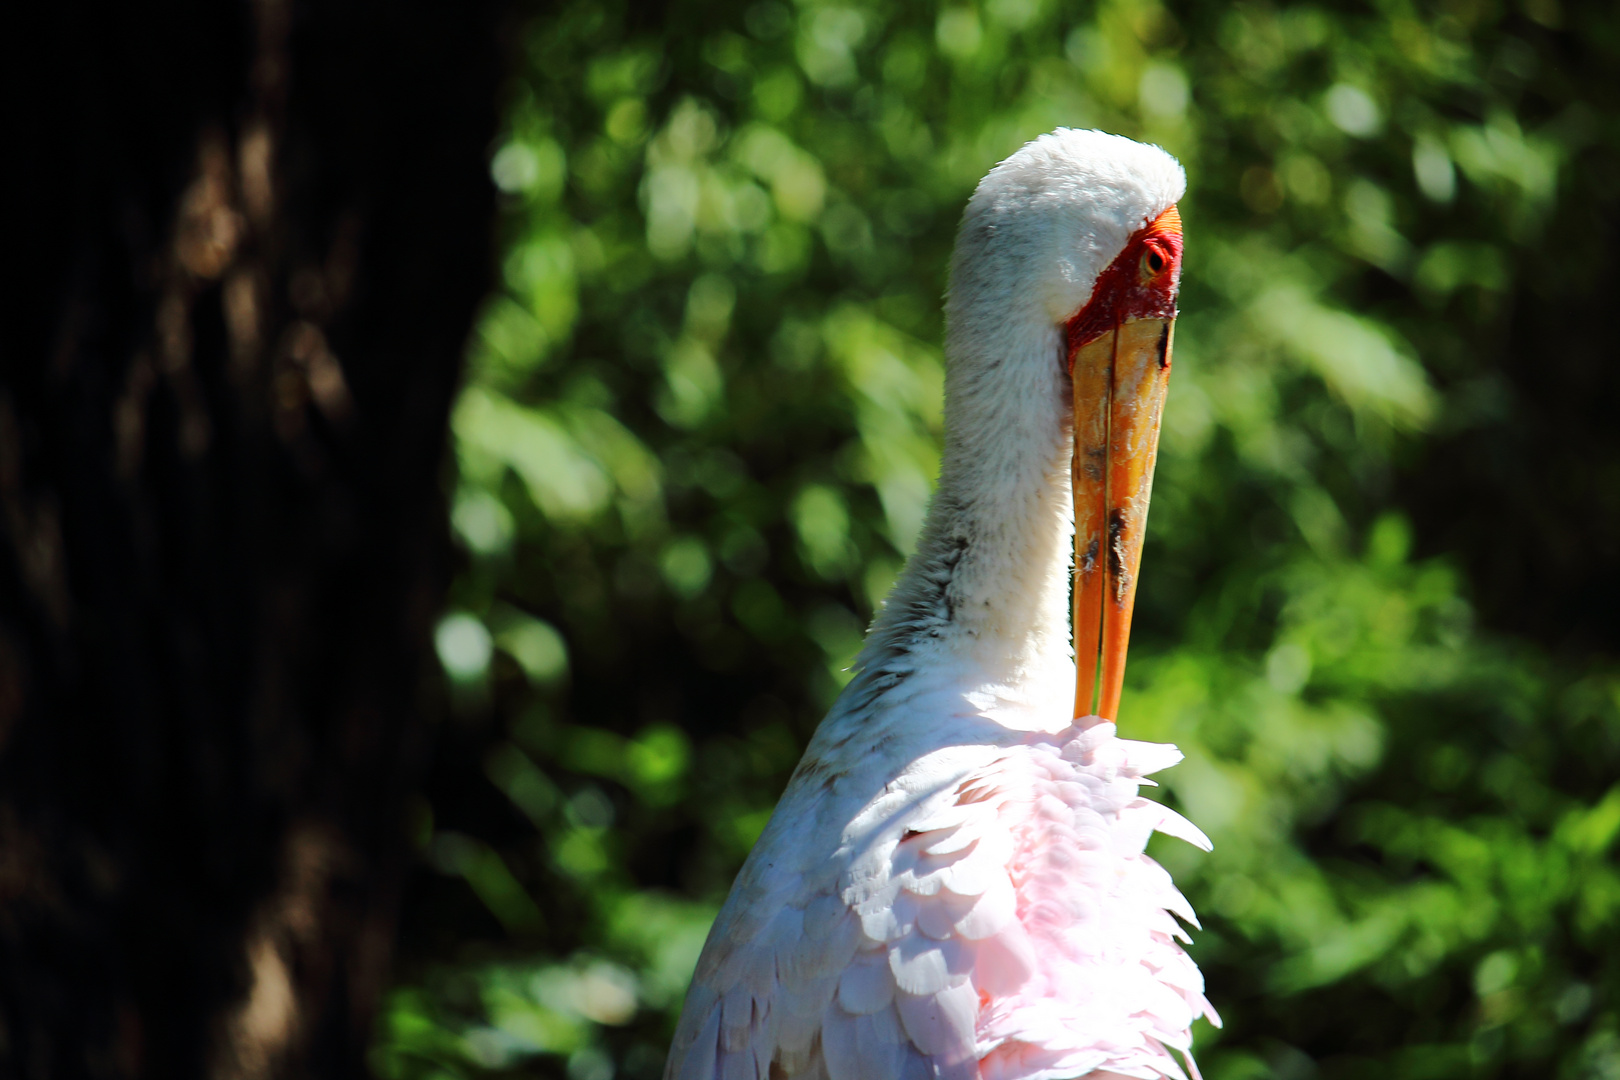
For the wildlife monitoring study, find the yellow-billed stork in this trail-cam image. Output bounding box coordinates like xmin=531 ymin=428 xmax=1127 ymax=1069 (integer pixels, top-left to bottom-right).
xmin=666 ymin=129 xmax=1214 ymax=1080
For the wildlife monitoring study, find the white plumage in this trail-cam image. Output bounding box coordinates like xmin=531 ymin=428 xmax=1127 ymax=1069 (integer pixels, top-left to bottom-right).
xmin=666 ymin=130 xmax=1215 ymax=1080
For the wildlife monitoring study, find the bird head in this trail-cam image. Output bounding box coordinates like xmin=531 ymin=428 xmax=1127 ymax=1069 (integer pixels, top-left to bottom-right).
xmin=952 ymin=130 xmax=1186 ymax=721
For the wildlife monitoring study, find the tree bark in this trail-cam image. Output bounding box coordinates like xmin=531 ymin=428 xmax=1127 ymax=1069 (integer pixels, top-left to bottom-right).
xmin=0 ymin=0 xmax=503 ymax=1075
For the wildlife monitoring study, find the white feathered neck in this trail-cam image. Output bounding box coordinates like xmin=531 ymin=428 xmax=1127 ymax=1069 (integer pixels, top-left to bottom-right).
xmin=853 ymin=130 xmax=1186 ymax=723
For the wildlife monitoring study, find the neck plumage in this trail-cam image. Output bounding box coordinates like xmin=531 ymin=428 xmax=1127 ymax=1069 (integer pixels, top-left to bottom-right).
xmin=855 ymin=294 xmax=1077 ymax=713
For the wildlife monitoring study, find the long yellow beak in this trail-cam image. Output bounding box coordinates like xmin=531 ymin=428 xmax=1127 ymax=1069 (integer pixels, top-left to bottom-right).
xmin=1071 ymin=315 xmax=1174 ymax=720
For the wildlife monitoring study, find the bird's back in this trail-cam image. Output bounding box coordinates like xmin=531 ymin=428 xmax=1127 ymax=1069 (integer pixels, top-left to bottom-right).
xmin=664 ymin=709 xmax=1216 ymax=1080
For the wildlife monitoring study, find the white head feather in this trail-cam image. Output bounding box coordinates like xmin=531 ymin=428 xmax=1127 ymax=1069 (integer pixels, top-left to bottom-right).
xmin=950 ymin=129 xmax=1186 ymax=327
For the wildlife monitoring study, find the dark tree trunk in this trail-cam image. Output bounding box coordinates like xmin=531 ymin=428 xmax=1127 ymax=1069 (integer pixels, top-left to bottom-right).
xmin=0 ymin=0 xmax=504 ymax=1076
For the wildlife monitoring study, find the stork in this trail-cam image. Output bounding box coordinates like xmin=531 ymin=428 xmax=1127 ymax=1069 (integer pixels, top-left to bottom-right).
xmin=666 ymin=130 xmax=1215 ymax=1080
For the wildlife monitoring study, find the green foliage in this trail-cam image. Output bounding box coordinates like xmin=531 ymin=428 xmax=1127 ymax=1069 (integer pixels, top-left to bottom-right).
xmin=373 ymin=1 xmax=1620 ymax=1078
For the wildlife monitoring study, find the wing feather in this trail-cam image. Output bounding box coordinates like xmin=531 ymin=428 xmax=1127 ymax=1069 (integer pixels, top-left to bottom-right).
xmin=721 ymin=985 xmax=756 ymax=1053
xmin=721 ymin=1042 xmax=758 ymax=1080
xmin=853 ymin=1009 xmax=910 ymax=1080
xmin=677 ymin=1000 xmax=722 ymax=1080
xmin=803 ymin=893 xmax=847 ymax=938
xmin=780 ymin=972 xmax=839 ymax=1018
xmin=915 ymin=893 xmax=962 ymax=940
xmin=954 ymin=873 xmax=1016 ymax=940
xmin=836 ymin=951 xmax=895 ymax=1015
xmin=666 ymin=716 xmax=1215 ymax=1080
xmin=889 ymin=934 xmax=974 ymax=996
xmin=819 ymin=1004 xmax=857 ymax=1080
xmin=896 ymin=981 xmax=979 ymax=1072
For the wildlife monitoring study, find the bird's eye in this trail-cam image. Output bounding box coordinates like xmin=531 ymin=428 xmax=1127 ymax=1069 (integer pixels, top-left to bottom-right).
xmin=1140 ymin=246 xmax=1167 ymax=280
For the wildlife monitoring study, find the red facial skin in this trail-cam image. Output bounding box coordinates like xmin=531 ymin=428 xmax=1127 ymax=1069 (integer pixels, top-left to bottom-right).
xmin=1065 ymin=205 xmax=1184 ymax=361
